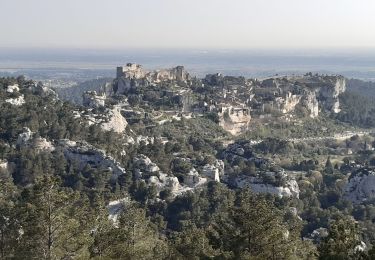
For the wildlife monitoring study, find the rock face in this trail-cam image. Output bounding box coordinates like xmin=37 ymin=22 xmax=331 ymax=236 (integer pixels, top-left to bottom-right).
xmin=16 ymin=128 xmax=55 ymax=152
xmin=17 ymin=127 xmax=34 ymax=146
xmin=218 ymin=106 xmax=251 ymax=136
xmin=134 ymin=155 xmax=183 ymax=195
xmin=301 ymin=92 xmax=319 ymax=118
xmin=0 ymin=160 xmax=8 ymax=170
xmin=108 ymin=198 xmax=130 ymax=225
xmin=133 ymin=155 xmax=160 ymax=174
xmin=5 ymin=95 xmax=25 ymax=106
xmin=234 ymin=172 xmax=300 ymax=198
xmin=344 ymin=168 xmax=375 ymax=203
xmin=32 ymin=137 xmax=55 ymax=152
xmin=222 ymin=141 xmax=299 ymax=198
xmin=6 ymin=84 xmax=19 ymax=93
xmin=202 ymin=160 xmax=225 ymax=182
xmin=184 ymin=168 xmax=207 ymax=187
xmin=117 ymin=63 xmax=190 ymax=83
xmin=116 ymin=63 xmax=146 ymax=79
xmin=100 ymin=106 xmax=128 ymax=133
xmin=60 ymin=140 xmax=126 ymax=177
xmin=114 ymin=63 xmax=190 ymax=94
xmin=83 ymin=91 xmax=106 ymax=108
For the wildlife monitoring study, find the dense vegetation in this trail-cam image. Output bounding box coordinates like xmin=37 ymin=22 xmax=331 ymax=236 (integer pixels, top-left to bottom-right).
xmin=3 ymin=76 xmax=375 ymax=259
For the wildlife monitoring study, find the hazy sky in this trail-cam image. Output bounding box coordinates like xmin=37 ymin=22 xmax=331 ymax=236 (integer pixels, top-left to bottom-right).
xmin=1 ymin=0 xmax=375 ymax=49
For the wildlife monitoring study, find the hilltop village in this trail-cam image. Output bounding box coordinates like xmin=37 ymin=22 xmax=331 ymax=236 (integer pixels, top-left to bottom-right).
xmin=83 ymin=63 xmax=346 ymax=135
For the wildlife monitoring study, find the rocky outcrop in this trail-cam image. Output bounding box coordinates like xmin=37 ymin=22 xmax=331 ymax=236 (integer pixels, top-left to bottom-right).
xmin=0 ymin=160 xmax=8 ymax=170
xmin=343 ymin=168 xmax=375 ymax=203
xmin=31 ymin=82 xmax=57 ymax=98
xmin=202 ymin=160 xmax=225 ymax=182
xmin=16 ymin=128 xmax=55 ymax=152
xmin=6 ymin=84 xmax=19 ymax=93
xmin=133 ymin=154 xmax=182 ymax=194
xmin=32 ymin=137 xmax=55 ymax=152
xmin=184 ymin=168 xmax=207 ymax=187
xmin=100 ymin=106 xmax=128 ymax=133
xmin=133 ymin=155 xmax=160 ymax=174
xmin=60 ymin=139 xmax=126 ymax=177
xmin=114 ymin=63 xmax=190 ymax=94
xmin=116 ymin=63 xmax=146 ymax=79
xmin=83 ymin=91 xmax=106 ymax=108
xmin=116 ymin=63 xmax=190 ymax=83
xmin=305 ymin=76 xmax=346 ymax=113
xmin=234 ymin=172 xmax=300 ymax=198
xmin=301 ymin=91 xmax=319 ymax=118
xmin=17 ymin=127 xmax=34 ymax=146
xmin=304 ymin=228 xmax=329 ymax=244
xmin=5 ymin=95 xmax=25 ymax=106
xmin=218 ymin=106 xmax=251 ymax=136
xmin=82 ymin=106 xmax=128 ymax=134
xmin=108 ymin=198 xmax=130 ymax=225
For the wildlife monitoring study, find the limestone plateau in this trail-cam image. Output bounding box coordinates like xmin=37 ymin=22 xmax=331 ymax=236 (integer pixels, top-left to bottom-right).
xmin=84 ymin=63 xmax=346 ymax=135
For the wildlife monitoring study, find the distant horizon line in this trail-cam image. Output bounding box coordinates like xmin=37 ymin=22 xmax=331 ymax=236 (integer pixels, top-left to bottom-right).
xmin=1 ymin=46 xmax=375 ymax=53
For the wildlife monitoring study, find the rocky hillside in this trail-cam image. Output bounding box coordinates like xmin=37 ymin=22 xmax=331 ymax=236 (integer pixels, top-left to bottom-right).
xmin=87 ymin=64 xmax=347 ymax=136
xmin=2 ymin=72 xmax=375 ymax=259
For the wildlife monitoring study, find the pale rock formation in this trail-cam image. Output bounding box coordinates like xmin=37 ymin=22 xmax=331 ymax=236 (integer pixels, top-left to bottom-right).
xmin=114 ymin=63 xmax=190 ymax=94
xmin=316 ymin=76 xmax=346 ymax=113
xmin=17 ymin=128 xmax=33 ymax=146
xmin=184 ymin=168 xmax=207 ymax=187
xmin=100 ymin=106 xmax=128 ymax=133
xmin=32 ymin=137 xmax=55 ymax=152
xmin=82 ymin=91 xmax=106 ymax=108
xmin=6 ymin=84 xmax=19 ymax=93
xmin=116 ymin=63 xmax=146 ymax=79
xmin=5 ymin=95 xmax=25 ymax=106
xmin=276 ymin=92 xmax=301 ymax=114
xmin=202 ymin=160 xmax=225 ymax=182
xmin=148 ymin=172 xmax=182 ymax=194
xmin=0 ymin=160 xmax=8 ymax=170
xmin=218 ymin=106 xmax=251 ymax=135
xmin=108 ymin=198 xmax=130 ymax=225
xmin=301 ymin=92 xmax=319 ymax=118
xmin=305 ymin=228 xmax=328 ymax=244
xmin=275 ymin=91 xmax=319 ymax=118
xmin=135 ymin=136 xmax=154 ymax=145
xmin=60 ymin=140 xmax=126 ymax=177
xmin=32 ymin=82 xmax=57 ymax=98
xmin=133 ymin=155 xmax=160 ymax=173
xmin=234 ymin=172 xmax=300 ymax=198
xmin=16 ymin=128 xmax=55 ymax=152
xmin=355 ymin=241 xmax=367 ymax=252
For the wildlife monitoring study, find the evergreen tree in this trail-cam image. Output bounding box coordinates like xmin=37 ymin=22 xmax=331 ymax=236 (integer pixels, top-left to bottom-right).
xmin=325 ymin=157 xmax=334 ymax=174
xmin=318 ymin=217 xmax=362 ymax=260
xmin=15 ymin=175 xmax=93 ymax=259
xmin=0 ymin=179 xmax=20 ymax=258
xmin=90 ymin=203 xmax=168 ymax=259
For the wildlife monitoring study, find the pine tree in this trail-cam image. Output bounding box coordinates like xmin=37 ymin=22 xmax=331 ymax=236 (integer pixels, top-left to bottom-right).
xmin=325 ymin=157 xmax=334 ymax=174
xmin=15 ymin=175 xmax=93 ymax=259
xmin=90 ymin=203 xmax=168 ymax=259
xmin=318 ymin=217 xmax=362 ymax=260
xmin=0 ymin=179 xmax=20 ymax=258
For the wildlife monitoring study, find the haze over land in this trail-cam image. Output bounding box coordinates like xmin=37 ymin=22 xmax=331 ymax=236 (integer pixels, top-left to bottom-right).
xmin=3 ymin=1 xmax=375 ymax=259
xmin=2 ymin=0 xmax=375 ymax=81
xmin=1 ymin=0 xmax=375 ymax=49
